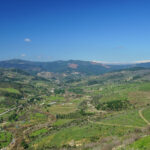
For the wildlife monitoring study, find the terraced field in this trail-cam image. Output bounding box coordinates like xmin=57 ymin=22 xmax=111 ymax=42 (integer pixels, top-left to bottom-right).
xmin=32 ymin=123 xmax=135 ymax=149
xmin=1 ymin=68 xmax=150 ymax=149
xmin=98 ymin=109 xmax=147 ymax=128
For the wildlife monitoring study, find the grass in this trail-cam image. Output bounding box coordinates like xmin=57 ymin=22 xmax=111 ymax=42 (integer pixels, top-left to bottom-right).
xmin=0 ymin=108 xmax=6 ymax=114
xmin=32 ymin=123 xmax=134 ymax=149
xmin=128 ymin=135 xmax=150 ymax=150
xmin=30 ymin=113 xmax=47 ymax=123
xmin=71 ymin=99 xmax=83 ymax=104
xmin=30 ymin=128 xmax=48 ymax=138
xmin=92 ymin=83 xmax=138 ymax=103
xmin=99 ymin=109 xmax=147 ymax=127
xmin=53 ymin=119 xmax=73 ymax=127
xmin=0 ymin=88 xmax=20 ymax=94
xmin=89 ymin=82 xmax=150 ymax=106
xmin=0 ymin=96 xmax=5 ymax=102
xmin=139 ymin=82 xmax=150 ymax=91
xmin=128 ymin=91 xmax=150 ymax=105
xmin=0 ymin=131 xmax=12 ymax=149
xmin=35 ymin=81 xmax=49 ymax=87
xmin=48 ymin=104 xmax=77 ymax=114
xmin=142 ymin=106 xmax=150 ymax=122
xmin=2 ymin=110 xmax=16 ymax=120
xmin=49 ymin=96 xmax=65 ymax=101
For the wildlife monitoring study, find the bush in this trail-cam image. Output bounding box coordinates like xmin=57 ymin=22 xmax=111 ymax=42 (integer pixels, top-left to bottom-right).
xmin=21 ymin=140 xmax=29 ymax=149
xmin=54 ymin=89 xmax=65 ymax=94
xmin=0 ymin=117 xmax=3 ymax=123
xmin=96 ymin=99 xmax=130 ymax=111
xmin=8 ymin=113 xmax=18 ymax=121
xmin=69 ymin=88 xmax=84 ymax=94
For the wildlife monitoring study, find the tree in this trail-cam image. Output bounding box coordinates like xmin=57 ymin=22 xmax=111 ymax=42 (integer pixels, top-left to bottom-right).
xmin=21 ymin=140 xmax=29 ymax=149
xmin=0 ymin=117 xmax=3 ymax=123
xmin=8 ymin=113 xmax=18 ymax=121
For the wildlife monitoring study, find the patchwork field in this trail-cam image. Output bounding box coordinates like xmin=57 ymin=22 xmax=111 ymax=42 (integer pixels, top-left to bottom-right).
xmin=1 ymin=68 xmax=150 ymax=149
xmin=98 ymin=109 xmax=147 ymax=127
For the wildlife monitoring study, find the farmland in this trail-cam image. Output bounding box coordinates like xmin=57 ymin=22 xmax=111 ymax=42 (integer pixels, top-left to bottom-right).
xmin=1 ymin=68 xmax=150 ymax=149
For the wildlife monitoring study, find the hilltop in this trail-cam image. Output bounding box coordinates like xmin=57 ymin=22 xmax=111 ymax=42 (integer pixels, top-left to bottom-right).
xmin=1 ymin=59 xmax=150 ymax=76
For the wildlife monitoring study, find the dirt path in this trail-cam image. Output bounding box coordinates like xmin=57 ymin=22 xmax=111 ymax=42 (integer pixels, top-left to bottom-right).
xmin=0 ymin=105 xmax=22 ymax=116
xmin=139 ymin=109 xmax=150 ymax=125
xmin=0 ymin=107 xmax=16 ymax=116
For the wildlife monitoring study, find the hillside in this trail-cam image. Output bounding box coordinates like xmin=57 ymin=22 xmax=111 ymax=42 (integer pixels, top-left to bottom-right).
xmin=1 ymin=59 xmax=150 ymax=76
xmin=1 ymin=66 xmax=150 ymax=149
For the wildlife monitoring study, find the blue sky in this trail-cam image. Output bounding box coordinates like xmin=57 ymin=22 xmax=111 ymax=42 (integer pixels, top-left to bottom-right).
xmin=0 ymin=0 xmax=150 ymax=62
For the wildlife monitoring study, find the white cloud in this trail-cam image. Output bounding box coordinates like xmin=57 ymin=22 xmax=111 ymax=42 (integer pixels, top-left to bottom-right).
xmin=24 ymin=38 xmax=31 ymax=42
xmin=91 ymin=60 xmax=133 ymax=65
xmin=91 ymin=60 xmax=150 ymax=65
xmin=21 ymin=54 xmax=26 ymax=57
xmin=135 ymin=60 xmax=150 ymax=63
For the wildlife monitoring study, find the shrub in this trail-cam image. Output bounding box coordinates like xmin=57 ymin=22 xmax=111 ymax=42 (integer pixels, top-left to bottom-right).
xmin=96 ymin=99 xmax=130 ymax=111
xmin=8 ymin=113 xmax=18 ymax=121
xmin=21 ymin=140 xmax=29 ymax=149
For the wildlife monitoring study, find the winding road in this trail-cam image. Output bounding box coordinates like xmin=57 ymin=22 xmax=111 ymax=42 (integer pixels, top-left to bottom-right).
xmin=139 ymin=108 xmax=150 ymax=125
xmin=89 ymin=108 xmax=150 ymax=129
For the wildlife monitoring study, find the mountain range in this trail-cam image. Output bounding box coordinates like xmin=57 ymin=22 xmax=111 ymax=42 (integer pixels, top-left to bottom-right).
xmin=0 ymin=59 xmax=150 ymax=75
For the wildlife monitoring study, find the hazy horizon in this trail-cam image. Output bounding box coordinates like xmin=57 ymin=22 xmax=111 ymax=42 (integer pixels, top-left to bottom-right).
xmin=0 ymin=58 xmax=150 ymax=65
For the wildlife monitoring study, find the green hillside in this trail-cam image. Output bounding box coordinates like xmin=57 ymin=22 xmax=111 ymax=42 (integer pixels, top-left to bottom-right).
xmin=1 ymin=67 xmax=150 ymax=149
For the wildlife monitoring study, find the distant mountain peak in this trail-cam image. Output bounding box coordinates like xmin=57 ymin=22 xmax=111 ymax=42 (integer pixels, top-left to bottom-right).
xmin=0 ymin=59 xmax=150 ymax=76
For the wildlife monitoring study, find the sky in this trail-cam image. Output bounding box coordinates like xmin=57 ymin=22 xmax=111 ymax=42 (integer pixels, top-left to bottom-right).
xmin=0 ymin=0 xmax=150 ymax=62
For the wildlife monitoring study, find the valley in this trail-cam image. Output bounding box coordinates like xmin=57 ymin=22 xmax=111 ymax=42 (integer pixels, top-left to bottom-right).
xmin=1 ymin=61 xmax=150 ymax=149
